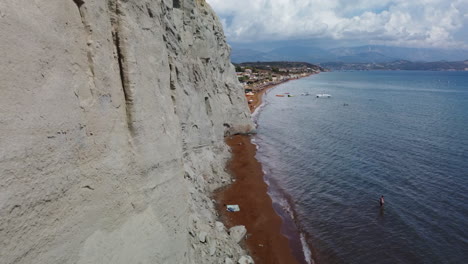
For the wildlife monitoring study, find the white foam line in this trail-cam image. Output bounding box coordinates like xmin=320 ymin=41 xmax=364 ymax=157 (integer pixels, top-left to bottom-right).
xmin=251 ymin=100 xmax=265 ymax=122
xmin=251 ymin=131 xmax=314 ymax=264
xmin=250 ymin=136 xmax=260 ymax=151
xmin=301 ymin=233 xmax=315 ymax=264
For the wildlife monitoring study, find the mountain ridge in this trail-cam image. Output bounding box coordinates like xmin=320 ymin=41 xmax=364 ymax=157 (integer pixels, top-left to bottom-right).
xmin=231 ymin=45 xmax=468 ymax=64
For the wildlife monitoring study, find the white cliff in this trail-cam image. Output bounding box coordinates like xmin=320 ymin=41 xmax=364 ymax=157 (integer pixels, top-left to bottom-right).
xmin=0 ymin=0 xmax=254 ymax=263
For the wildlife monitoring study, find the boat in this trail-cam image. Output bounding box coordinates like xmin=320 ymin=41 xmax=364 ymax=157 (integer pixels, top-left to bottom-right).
xmin=287 ymin=94 xmax=295 ymax=97
xmin=276 ymin=94 xmax=285 ymax=97
xmin=316 ymin=94 xmax=331 ymax=98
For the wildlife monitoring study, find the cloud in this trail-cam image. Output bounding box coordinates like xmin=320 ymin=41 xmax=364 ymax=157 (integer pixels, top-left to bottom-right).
xmin=206 ymin=0 xmax=468 ymax=48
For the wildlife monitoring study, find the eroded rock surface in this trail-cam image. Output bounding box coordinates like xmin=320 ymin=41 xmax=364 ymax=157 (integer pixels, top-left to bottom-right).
xmin=0 ymin=0 xmax=254 ymax=263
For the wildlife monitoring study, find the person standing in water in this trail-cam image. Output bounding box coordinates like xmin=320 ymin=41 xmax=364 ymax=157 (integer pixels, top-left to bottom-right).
xmin=379 ymin=195 xmax=385 ymax=207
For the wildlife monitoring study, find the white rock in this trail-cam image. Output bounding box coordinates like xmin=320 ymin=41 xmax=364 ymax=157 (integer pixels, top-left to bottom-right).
xmin=209 ymin=240 xmax=217 ymax=256
xmin=215 ymin=221 xmax=225 ymax=232
xmin=198 ymin=232 xmax=208 ymax=243
xmin=238 ymin=255 xmax=254 ymax=264
xmin=225 ymin=257 xmax=235 ymax=264
xmin=229 ymin=225 xmax=247 ymax=243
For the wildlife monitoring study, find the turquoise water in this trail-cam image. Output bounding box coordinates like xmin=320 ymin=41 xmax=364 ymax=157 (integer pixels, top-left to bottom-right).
xmin=254 ymin=71 xmax=468 ymax=264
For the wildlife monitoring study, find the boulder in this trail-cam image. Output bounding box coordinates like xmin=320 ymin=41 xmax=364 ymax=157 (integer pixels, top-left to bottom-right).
xmin=229 ymin=225 xmax=247 ymax=243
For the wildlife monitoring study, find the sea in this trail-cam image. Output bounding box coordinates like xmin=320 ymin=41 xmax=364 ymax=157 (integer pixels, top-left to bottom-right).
xmin=253 ymin=71 xmax=468 ymax=264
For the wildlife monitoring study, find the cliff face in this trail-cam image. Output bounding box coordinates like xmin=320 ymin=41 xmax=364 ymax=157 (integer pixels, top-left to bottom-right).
xmin=0 ymin=0 xmax=254 ymax=263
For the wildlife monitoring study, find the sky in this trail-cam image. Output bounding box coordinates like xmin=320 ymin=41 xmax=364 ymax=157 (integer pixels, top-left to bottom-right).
xmin=206 ymin=0 xmax=468 ymax=50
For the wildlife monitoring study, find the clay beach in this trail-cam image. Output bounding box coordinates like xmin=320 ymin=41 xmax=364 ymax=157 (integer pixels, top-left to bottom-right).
xmin=215 ymin=74 xmax=317 ymax=264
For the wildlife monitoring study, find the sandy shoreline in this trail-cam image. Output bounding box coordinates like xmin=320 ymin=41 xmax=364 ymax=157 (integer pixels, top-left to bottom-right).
xmin=215 ymin=135 xmax=300 ymax=264
xmin=246 ymin=73 xmax=314 ymax=114
xmin=215 ymin=74 xmax=317 ymax=263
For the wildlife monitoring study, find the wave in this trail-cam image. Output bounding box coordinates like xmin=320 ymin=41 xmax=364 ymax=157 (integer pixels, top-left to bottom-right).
xmin=301 ymin=233 xmax=314 ymax=264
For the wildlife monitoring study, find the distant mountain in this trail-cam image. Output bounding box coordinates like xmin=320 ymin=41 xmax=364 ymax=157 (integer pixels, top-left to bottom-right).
xmin=321 ymin=60 xmax=468 ymax=71
xmin=333 ymin=52 xmax=396 ymax=63
xmin=230 ymin=45 xmax=468 ymax=64
xmin=230 ymin=47 xmax=334 ymax=63
xmin=266 ymin=46 xmax=332 ymax=62
xmin=328 ymin=46 xmax=468 ymax=62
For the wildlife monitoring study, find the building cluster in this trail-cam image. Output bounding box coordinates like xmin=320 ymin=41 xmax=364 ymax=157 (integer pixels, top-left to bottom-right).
xmin=236 ymin=66 xmax=320 ymax=92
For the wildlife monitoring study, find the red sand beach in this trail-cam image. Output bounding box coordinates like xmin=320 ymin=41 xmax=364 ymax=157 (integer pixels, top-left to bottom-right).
xmin=215 ymin=74 xmax=316 ymax=263
xmin=214 ymin=135 xmax=300 ymax=264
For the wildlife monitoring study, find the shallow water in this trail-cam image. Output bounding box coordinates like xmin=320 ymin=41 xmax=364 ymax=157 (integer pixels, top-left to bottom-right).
xmin=254 ymin=71 xmax=468 ymax=264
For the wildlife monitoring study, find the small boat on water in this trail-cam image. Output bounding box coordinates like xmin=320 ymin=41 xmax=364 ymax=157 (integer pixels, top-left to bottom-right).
xmin=276 ymin=94 xmax=285 ymax=97
xmin=287 ymin=94 xmax=295 ymax=97
xmin=316 ymin=94 xmax=331 ymax=98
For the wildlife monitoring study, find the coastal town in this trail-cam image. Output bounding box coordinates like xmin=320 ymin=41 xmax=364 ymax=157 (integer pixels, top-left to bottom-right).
xmin=234 ymin=62 xmax=326 ymax=112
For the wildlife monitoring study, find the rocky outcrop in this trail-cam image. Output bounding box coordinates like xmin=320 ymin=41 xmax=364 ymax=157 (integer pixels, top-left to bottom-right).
xmin=0 ymin=0 xmax=254 ymax=263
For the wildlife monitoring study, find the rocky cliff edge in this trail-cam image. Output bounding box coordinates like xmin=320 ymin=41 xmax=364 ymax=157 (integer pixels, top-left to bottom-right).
xmin=0 ymin=0 xmax=254 ymax=263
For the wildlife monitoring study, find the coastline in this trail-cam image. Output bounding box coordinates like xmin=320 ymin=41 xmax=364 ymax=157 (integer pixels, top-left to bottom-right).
xmin=246 ymin=73 xmax=315 ymax=114
xmin=215 ymin=73 xmax=317 ymax=264
xmin=215 ymin=136 xmax=300 ymax=264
